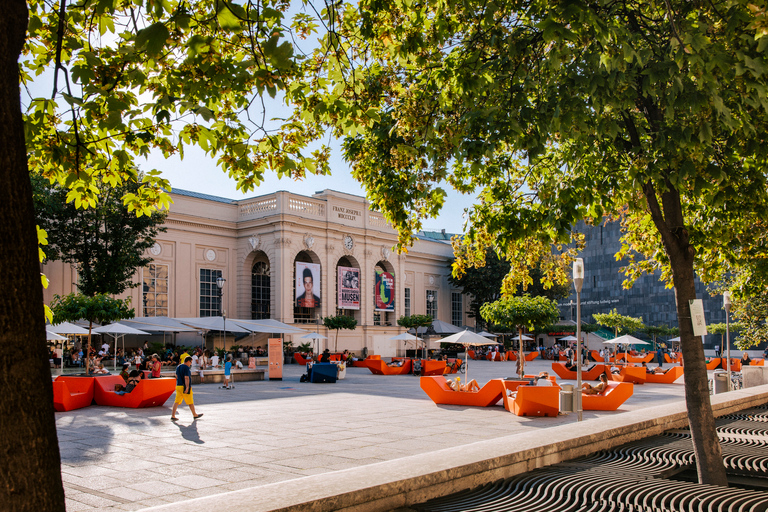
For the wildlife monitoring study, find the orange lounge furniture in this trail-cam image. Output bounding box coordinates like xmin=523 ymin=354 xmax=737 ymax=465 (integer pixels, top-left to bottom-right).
xmin=645 ymin=366 xmax=684 ymax=384
xmin=581 ymin=382 xmax=634 ymax=411
xmin=420 ymin=360 xmax=448 ymax=376
xmin=730 ymin=359 xmax=742 ymax=371
xmin=485 ymin=352 xmax=504 ymax=361
xmin=626 ymin=354 xmax=654 ymax=363
xmin=664 ymin=353 xmax=683 ymax=364
xmin=551 ymin=363 xmax=607 ymax=381
xmin=504 ymin=384 xmax=560 ymax=417
xmin=420 ymin=376 xmax=507 ymax=407
xmin=611 ymin=366 xmax=646 ymax=384
xmin=443 ymin=359 xmax=463 ymax=374
xmin=93 ymin=376 xmax=176 ymax=408
xmin=525 ymin=352 xmax=539 ymax=361
xmin=366 ymin=358 xmax=413 ymax=375
xmin=467 ymin=350 xmax=478 ymax=360
xmin=53 ymin=376 xmax=95 ymax=412
xmin=506 ymin=352 xmax=518 ymax=361
xmin=750 ymin=359 xmax=765 ymax=366
xmin=352 ymin=355 xmax=380 ymax=367
xmin=294 ymin=353 xmax=312 ymax=365
xmin=590 ymin=350 xmax=605 ymax=362
xmin=706 ymin=358 xmax=721 ymax=370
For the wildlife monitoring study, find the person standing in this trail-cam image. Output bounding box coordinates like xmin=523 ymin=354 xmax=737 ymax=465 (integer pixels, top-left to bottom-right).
xmin=223 ymin=355 xmax=233 ymax=389
xmin=171 ymin=357 xmax=202 ymax=421
xmin=150 ymin=354 xmax=162 ymax=378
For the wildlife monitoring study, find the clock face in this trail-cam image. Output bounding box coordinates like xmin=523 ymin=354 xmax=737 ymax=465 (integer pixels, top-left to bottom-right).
xmin=344 ymin=235 xmax=354 ymax=250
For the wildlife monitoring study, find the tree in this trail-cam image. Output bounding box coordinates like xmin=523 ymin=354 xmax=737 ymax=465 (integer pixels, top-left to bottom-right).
xmin=708 ymin=322 xmax=744 ymax=354
xmin=642 ymin=325 xmax=679 ymax=350
xmin=323 ymin=315 xmax=358 ymax=353
xmin=397 ymin=314 xmax=433 ymax=357
xmin=593 ymin=309 xmax=646 ymax=338
xmin=51 ymin=293 xmax=134 ymax=374
xmin=32 ymin=174 xmax=166 ymax=296
xmin=448 ymin=249 xmax=570 ymax=328
xmin=301 ymin=0 xmax=768 ymax=485
xmin=481 ymin=295 xmax=559 ymax=377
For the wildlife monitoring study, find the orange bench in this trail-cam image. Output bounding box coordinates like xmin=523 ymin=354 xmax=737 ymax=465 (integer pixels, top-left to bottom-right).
xmin=504 ymin=384 xmax=560 ymax=417
xmin=664 ymin=353 xmax=683 ymax=364
xmin=706 ymin=358 xmax=721 ymax=370
xmin=366 ymin=359 xmax=413 ymax=375
xmin=590 ymin=350 xmax=605 ymax=362
xmin=443 ymin=359 xmax=463 ymax=374
xmin=610 ymin=366 xmax=646 ymax=384
xmin=420 ymin=360 xmax=448 ymax=376
xmin=551 ymin=362 xmax=607 ymax=381
xmin=644 ymin=366 xmax=684 ymax=384
xmin=750 ymin=359 xmax=765 ymax=366
xmin=53 ymin=376 xmax=95 ymax=412
xmin=294 ymin=353 xmax=312 ymax=365
xmin=351 ymin=355 xmax=380 ymax=367
xmin=93 ymin=376 xmax=176 ymax=408
xmin=420 ymin=376 xmax=507 ymax=407
xmin=524 ymin=352 xmax=539 ymax=361
xmin=626 ymin=353 xmax=654 ymax=363
xmin=581 ymin=381 xmax=634 ymax=410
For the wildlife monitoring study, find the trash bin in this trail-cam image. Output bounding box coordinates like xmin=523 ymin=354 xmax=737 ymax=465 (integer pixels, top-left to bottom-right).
xmin=560 ymin=384 xmax=574 ymax=413
xmin=713 ymin=371 xmax=729 ymax=394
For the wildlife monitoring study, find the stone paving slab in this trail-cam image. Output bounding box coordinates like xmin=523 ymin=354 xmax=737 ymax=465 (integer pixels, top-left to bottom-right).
xmin=55 ymin=359 xmax=691 ymax=511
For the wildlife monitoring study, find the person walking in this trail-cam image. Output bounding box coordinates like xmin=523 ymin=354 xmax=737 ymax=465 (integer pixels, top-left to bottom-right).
xmin=171 ymin=357 xmax=202 ymax=421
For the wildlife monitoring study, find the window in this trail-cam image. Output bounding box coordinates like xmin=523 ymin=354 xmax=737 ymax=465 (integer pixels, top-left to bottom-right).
xmin=451 ymin=292 xmax=463 ymax=327
xmin=373 ymin=262 xmax=395 ymax=326
xmin=293 ymin=252 xmax=319 ymax=324
xmin=251 ymin=261 xmax=270 ymax=320
xmin=143 ymin=264 xmax=169 ymax=317
xmin=404 ymin=288 xmax=411 ymax=317
xmin=426 ymin=290 xmax=437 ymax=319
xmin=200 ymin=268 xmax=222 ymax=317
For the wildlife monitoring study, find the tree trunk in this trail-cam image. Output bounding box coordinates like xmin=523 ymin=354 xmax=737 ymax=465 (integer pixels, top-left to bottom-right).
xmin=0 ymin=2 xmax=66 ymax=509
xmin=644 ymin=181 xmax=728 ymax=486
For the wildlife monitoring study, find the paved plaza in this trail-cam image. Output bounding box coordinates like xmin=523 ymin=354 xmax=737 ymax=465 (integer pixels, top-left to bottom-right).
xmin=55 ymin=359 xmax=691 ymax=511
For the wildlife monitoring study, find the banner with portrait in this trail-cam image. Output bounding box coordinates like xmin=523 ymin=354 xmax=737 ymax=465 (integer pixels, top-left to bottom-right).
xmin=296 ymin=262 xmax=321 ymax=308
xmin=337 ymin=266 xmax=360 ymax=310
xmin=374 ymin=269 xmax=395 ymax=312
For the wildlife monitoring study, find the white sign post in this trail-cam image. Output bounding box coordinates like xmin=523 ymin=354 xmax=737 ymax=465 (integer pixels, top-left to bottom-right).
xmin=689 ymin=299 xmax=708 ymax=337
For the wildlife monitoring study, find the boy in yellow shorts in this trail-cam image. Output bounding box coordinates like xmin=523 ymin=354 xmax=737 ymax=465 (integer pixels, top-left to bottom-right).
xmin=171 ymin=357 xmax=203 ymax=421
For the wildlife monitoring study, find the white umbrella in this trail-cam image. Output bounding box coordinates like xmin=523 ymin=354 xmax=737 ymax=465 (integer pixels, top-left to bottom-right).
xmin=668 ymin=336 xmax=681 ymax=342
xmin=476 ymin=331 xmax=497 ymax=338
xmin=559 ymin=335 xmax=579 ymax=341
xmin=437 ymin=330 xmax=500 ymax=384
xmin=389 ymin=332 xmax=422 ymax=358
xmin=93 ymin=322 xmax=151 ymax=368
xmin=431 ymin=319 xmax=463 ymax=334
xmin=46 ymin=330 xmax=66 ymax=341
xmin=519 ymin=334 xmax=534 ymax=341
xmin=48 ymin=322 xmax=89 ymax=335
xmin=300 ymin=332 xmax=328 ymax=340
xmin=603 ymin=334 xmax=650 ymax=362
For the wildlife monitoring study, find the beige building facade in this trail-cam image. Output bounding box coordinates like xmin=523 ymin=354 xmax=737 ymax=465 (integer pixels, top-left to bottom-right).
xmin=43 ymin=188 xmax=471 ymax=356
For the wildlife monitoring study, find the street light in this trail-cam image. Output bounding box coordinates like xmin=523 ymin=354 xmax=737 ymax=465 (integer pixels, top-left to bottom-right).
xmin=217 ymin=276 xmax=226 ymax=351
xmin=724 ymin=290 xmax=732 ymax=391
xmin=573 ymin=258 xmax=584 ymax=422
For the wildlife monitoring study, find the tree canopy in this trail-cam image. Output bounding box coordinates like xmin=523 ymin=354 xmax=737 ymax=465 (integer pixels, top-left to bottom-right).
xmin=323 ymin=315 xmax=358 ymax=352
xmin=593 ymin=309 xmax=646 ymax=338
xmin=33 ymin=174 xmax=166 ymax=296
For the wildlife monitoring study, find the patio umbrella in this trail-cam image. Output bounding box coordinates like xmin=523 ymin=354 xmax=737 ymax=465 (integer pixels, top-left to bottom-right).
xmin=93 ymin=322 xmax=150 ymax=368
xmin=559 ymin=335 xmax=578 ymax=341
xmin=477 ymin=331 xmax=497 ymax=338
xmin=122 ymin=317 xmax=198 ymax=348
xmin=603 ymin=334 xmax=650 ymax=362
xmin=437 ymin=330 xmax=499 ymax=384
xmin=46 ymin=330 xmax=66 ymax=341
xmin=389 ymin=332 xmax=422 ymax=358
xmin=48 ymin=322 xmax=89 ymax=335
xmin=299 ymin=332 xmax=328 ymax=355
xmin=668 ymin=336 xmax=681 ymax=342
xmin=431 ymin=319 xmax=463 ymax=334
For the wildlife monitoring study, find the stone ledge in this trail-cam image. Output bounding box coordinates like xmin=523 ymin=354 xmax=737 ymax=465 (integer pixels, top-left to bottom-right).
xmin=142 ymin=385 xmax=768 ymax=512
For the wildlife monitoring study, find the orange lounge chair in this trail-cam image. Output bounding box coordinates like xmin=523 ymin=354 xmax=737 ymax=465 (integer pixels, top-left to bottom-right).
xmin=420 ymin=376 xmax=507 ymax=407
xmin=664 ymin=353 xmax=683 ymax=364
xmin=705 ymin=358 xmax=721 ymax=370
xmin=645 ymin=366 xmax=684 ymax=384
xmin=581 ymin=381 xmax=633 ymax=411
xmin=551 ymin=362 xmax=607 ymax=381
xmin=351 ymin=355 xmax=380 ymax=367
xmin=626 ymin=354 xmax=654 ymax=363
xmin=467 ymin=350 xmax=477 ymax=360
xmin=524 ymin=352 xmax=539 ymax=361
xmin=443 ymin=359 xmax=463 ymax=374
xmin=366 ymin=359 xmax=413 ymax=375
xmin=750 ymin=359 xmax=765 ymax=366
xmin=590 ymin=350 xmax=605 ymax=362
xmin=506 ymin=352 xmax=518 ymax=361
xmin=731 ymin=359 xmax=742 ymax=371
xmin=53 ymin=376 xmax=95 ymax=412
xmin=93 ymin=376 xmax=176 ymax=408
xmin=421 ymin=360 xmax=448 ymax=376
xmin=504 ymin=384 xmax=560 ymax=417
xmin=610 ymin=366 xmax=646 ymax=384
xmin=485 ymin=352 xmax=504 ymax=361
xmin=294 ymin=353 xmax=312 ymax=365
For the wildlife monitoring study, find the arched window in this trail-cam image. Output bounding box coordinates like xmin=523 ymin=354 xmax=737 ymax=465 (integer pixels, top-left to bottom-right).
xmin=336 ymin=256 xmax=360 ymax=322
xmin=294 ymin=251 xmax=320 ymax=324
xmin=251 ymin=260 xmax=270 ymax=319
xmin=373 ymin=261 xmax=395 ymax=326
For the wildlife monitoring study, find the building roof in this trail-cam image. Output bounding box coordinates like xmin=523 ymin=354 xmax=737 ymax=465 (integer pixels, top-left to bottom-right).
xmin=170 ymin=188 xmax=237 ymax=204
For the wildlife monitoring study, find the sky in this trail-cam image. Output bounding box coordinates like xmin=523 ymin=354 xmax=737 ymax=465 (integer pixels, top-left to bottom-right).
xmin=143 ymin=143 xmax=480 ymax=235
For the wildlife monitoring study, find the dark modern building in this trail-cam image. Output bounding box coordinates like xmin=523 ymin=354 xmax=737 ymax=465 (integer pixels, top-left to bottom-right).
xmin=558 ymin=219 xmax=726 ymax=349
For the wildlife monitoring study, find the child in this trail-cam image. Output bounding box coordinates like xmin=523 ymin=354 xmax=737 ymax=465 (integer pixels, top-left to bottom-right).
xmin=223 ymin=355 xmax=232 ymax=389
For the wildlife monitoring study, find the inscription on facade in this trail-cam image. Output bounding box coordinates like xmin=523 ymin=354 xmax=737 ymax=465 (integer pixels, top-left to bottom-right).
xmin=333 ymin=206 xmax=361 ymax=221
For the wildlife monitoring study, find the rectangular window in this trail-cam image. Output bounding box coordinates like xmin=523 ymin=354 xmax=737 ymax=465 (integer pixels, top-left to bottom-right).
xmin=200 ymin=268 xmax=222 ymax=317
xmin=143 ymin=264 xmax=169 ymax=317
xmin=426 ymin=290 xmax=437 ymax=319
xmin=404 ymin=287 xmax=411 ymax=317
xmin=451 ymin=292 xmax=463 ymax=327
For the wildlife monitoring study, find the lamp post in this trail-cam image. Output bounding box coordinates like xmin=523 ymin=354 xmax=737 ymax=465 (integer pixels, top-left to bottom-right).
xmin=216 ymin=276 xmax=226 ymax=351
xmin=573 ymin=258 xmax=584 ymax=421
xmin=724 ymin=291 xmax=731 ymax=391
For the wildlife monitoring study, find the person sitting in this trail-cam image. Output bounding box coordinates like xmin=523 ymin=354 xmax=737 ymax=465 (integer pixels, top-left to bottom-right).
xmin=119 ymin=363 xmax=131 ymax=382
xmin=320 ymin=349 xmax=331 ymax=363
xmin=534 ymin=371 xmax=553 ymax=386
xmin=582 ymin=373 xmax=609 ymax=395
xmin=564 ymin=359 xmax=577 ymax=371
xmin=114 ymin=371 xmax=141 ymax=394
xmin=447 ymin=377 xmax=480 ymax=392
xmin=642 ymin=362 xmax=654 ymax=374
xmin=742 ymin=352 xmax=752 ymax=364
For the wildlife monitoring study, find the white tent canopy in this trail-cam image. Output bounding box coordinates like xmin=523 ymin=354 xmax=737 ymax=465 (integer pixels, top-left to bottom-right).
xmin=46 ymin=330 xmax=67 ymax=341
xmin=48 ymin=322 xmax=89 ymax=335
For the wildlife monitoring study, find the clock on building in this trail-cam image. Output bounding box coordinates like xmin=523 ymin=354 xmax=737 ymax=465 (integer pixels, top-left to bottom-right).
xmin=344 ymin=235 xmax=354 ymax=250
